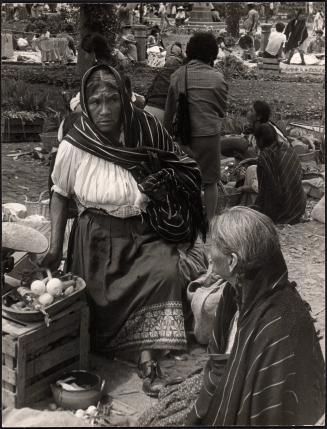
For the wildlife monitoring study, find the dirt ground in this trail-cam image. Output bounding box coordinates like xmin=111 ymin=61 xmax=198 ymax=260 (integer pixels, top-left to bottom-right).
xmin=1 ymin=74 xmax=324 ymax=205
xmin=2 ymin=65 xmax=325 ymax=422
xmin=2 ymin=145 xmax=325 ymax=422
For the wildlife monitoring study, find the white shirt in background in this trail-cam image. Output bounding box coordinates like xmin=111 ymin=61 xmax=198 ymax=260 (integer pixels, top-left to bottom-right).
xmin=265 ymin=31 xmax=286 ymax=56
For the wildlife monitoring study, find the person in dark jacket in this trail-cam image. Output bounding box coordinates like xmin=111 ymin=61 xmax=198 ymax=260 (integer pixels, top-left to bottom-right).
xmin=284 ymin=9 xmax=308 ymax=65
xmin=164 ymin=32 xmax=228 ymax=221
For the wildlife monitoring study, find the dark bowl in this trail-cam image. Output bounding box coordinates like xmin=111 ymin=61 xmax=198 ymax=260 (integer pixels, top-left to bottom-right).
xmin=51 ymin=370 xmax=103 ymax=410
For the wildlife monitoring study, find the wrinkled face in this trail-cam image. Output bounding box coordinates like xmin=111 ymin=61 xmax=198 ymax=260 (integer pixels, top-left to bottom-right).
xmin=86 ymin=72 xmax=122 ymax=135
xmin=210 ymin=244 xmax=233 ymax=281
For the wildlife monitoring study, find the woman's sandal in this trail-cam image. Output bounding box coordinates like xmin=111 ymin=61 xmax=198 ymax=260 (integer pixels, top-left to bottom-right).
xmin=138 ymin=360 xmax=166 ymax=397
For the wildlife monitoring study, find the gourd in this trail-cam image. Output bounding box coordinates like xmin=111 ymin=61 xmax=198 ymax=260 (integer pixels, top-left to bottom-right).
xmin=38 ymin=292 xmax=54 ymax=306
xmin=30 ymin=279 xmax=46 ymax=295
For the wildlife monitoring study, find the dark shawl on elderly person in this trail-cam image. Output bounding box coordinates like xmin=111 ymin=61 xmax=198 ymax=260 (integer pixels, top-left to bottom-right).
xmin=284 ymin=17 xmax=308 ymax=52
xmin=65 ymin=64 xmax=207 ymax=245
xmin=255 ymin=142 xmax=306 ymax=224
xmin=187 ymin=250 xmax=325 ymax=426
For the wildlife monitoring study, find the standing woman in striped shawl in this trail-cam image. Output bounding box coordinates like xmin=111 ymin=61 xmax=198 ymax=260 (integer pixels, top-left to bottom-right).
xmin=41 ymin=64 xmax=207 ymax=397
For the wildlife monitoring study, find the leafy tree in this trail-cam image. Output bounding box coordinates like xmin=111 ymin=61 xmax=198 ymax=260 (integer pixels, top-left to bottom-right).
xmin=225 ymin=2 xmax=244 ymax=38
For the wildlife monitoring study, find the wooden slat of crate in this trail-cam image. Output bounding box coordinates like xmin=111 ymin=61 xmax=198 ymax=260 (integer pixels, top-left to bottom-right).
xmin=29 ymin=324 xmax=79 ymax=354
xmin=22 ymin=311 xmax=82 ymax=352
xmin=79 ymin=305 xmax=90 ymax=369
xmin=24 ymin=362 xmax=79 ymax=406
xmin=26 ymin=338 xmax=80 ymax=379
xmin=262 ymin=64 xmax=280 ymax=70
xmin=16 ymin=338 xmax=27 ymax=406
xmin=2 ymin=387 xmax=17 ymax=408
xmin=257 ymin=58 xmax=280 ymax=73
xmin=258 ymin=67 xmax=280 ymax=75
xmin=2 ymin=301 xmax=89 ymax=408
xmin=2 ymin=365 xmax=16 ymax=385
xmin=262 ymin=58 xmax=279 ymax=65
xmin=2 ymin=337 xmax=16 ymax=358
xmin=2 ymin=317 xmax=41 ymax=337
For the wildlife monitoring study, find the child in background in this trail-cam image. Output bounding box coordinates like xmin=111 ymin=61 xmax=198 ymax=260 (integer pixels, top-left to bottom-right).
xmin=307 ymin=29 xmax=325 ymax=54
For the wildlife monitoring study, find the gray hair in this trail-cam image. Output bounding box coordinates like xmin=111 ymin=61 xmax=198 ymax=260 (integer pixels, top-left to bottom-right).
xmin=210 ymin=207 xmax=280 ymax=275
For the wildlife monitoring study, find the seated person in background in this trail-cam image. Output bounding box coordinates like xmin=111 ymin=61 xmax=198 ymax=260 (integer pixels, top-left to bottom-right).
xmin=211 ymin=8 xmax=220 ymax=22
xmin=144 ymin=42 xmax=184 ymax=123
xmin=221 ymin=100 xmax=289 ymax=160
xmin=147 ymin=27 xmax=160 ymax=49
xmin=57 ymin=24 xmax=77 ymax=56
xmin=175 ymin=6 xmax=186 ymax=26
xmin=263 ymin=21 xmax=286 ymax=58
xmin=139 ymin=207 xmax=325 ymax=426
xmin=117 ymin=33 xmax=138 ymax=64
xmin=216 ymin=32 xmax=232 ymax=58
xmin=164 ymin=41 xmax=185 ymax=67
xmin=253 ymin=123 xmax=306 ymax=224
xmin=313 ymin=9 xmax=325 ymax=35
xmin=307 ymin=29 xmax=325 ymax=54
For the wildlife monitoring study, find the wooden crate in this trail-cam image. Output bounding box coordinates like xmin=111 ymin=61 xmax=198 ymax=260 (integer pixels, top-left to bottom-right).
xmin=2 ymin=300 xmax=89 ymax=408
xmin=257 ymin=57 xmax=280 ymax=76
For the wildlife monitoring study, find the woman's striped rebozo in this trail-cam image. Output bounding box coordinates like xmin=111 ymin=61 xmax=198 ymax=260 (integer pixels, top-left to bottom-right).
xmin=65 ymin=64 xmax=207 ymax=245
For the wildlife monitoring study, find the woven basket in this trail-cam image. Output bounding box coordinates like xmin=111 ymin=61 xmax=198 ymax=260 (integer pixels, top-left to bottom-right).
xmin=40 ymin=132 xmax=58 ymax=153
xmin=216 ymin=181 xmax=242 ymax=214
xmin=24 ymin=191 xmax=50 ymax=219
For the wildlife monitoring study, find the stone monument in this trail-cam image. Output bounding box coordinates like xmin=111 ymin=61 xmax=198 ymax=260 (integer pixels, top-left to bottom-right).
xmin=259 ymin=23 xmax=273 ymax=54
xmin=189 ymin=2 xmax=213 ymax=23
xmin=1 ymin=32 xmax=14 ymax=59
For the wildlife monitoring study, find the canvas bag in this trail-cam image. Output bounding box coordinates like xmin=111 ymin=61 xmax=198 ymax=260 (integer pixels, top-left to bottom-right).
xmin=187 ymin=270 xmax=227 ymax=345
xmin=172 ymin=65 xmax=191 ymax=146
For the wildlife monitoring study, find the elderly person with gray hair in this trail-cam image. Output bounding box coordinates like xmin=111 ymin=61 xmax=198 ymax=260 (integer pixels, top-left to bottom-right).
xmin=140 ymin=206 xmax=325 ymax=426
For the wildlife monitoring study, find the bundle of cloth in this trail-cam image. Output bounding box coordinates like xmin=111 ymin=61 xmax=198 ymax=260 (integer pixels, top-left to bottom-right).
xmin=32 ymin=37 xmax=72 ymax=63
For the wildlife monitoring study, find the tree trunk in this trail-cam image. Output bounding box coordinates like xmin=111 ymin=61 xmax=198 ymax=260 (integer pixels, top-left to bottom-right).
xmin=77 ymin=4 xmax=118 ymax=77
xmin=225 ymin=2 xmax=244 ymax=38
xmin=139 ymin=3 xmax=144 ymax=24
xmin=77 ymin=5 xmax=94 ymax=77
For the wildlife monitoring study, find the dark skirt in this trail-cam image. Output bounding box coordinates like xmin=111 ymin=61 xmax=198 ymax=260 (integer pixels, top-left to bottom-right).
xmin=190 ymin=134 xmax=221 ymax=184
xmin=67 ymin=209 xmax=190 ymax=354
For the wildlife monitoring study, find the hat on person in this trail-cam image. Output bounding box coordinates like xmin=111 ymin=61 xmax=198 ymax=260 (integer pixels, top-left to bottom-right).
xmin=2 ymin=222 xmax=49 ymax=254
xmin=122 ymin=34 xmax=137 ymax=44
xmin=247 ymin=2 xmax=256 ymax=6
xmin=177 ymin=6 xmax=184 ymax=10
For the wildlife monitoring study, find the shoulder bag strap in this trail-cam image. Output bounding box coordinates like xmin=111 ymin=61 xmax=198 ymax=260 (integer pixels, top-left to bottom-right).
xmin=184 ymin=64 xmax=188 ymax=97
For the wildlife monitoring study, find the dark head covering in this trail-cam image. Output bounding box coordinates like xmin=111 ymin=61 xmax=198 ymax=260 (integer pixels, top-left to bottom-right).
xmin=65 ymin=64 xmax=207 ymax=245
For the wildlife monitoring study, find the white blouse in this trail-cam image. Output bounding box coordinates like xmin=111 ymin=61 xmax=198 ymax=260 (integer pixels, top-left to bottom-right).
xmin=51 ymin=140 xmax=149 ymax=217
